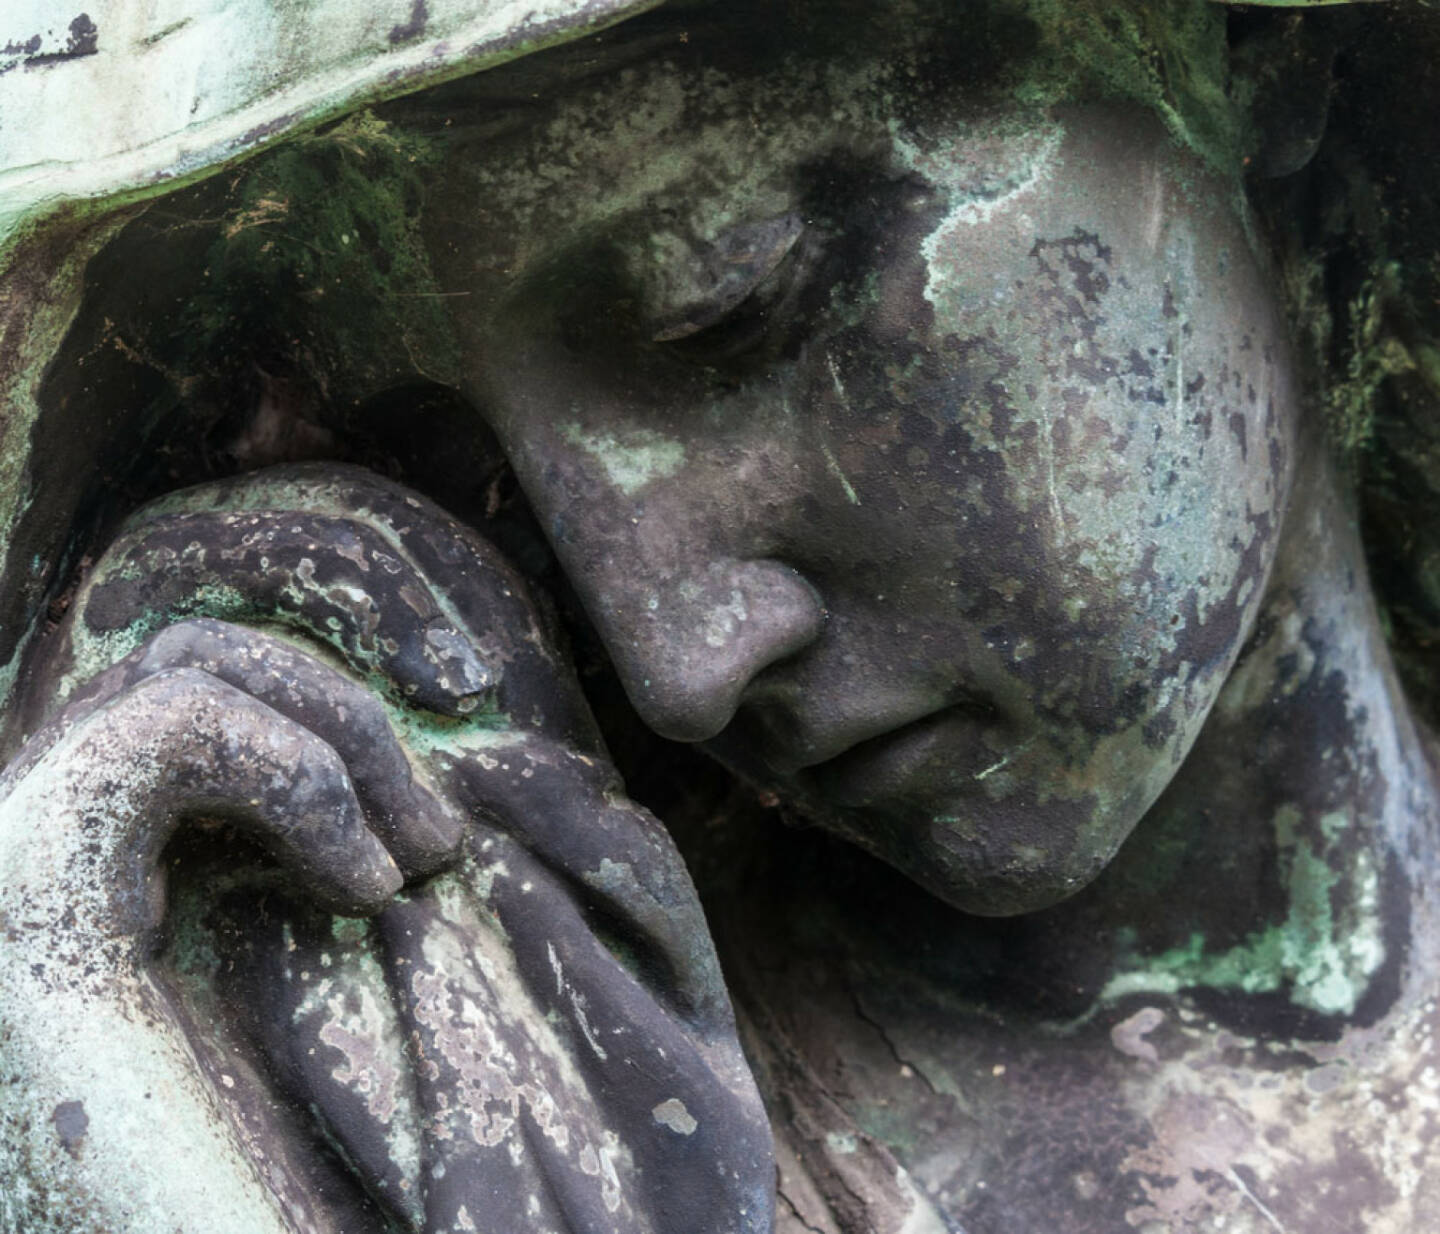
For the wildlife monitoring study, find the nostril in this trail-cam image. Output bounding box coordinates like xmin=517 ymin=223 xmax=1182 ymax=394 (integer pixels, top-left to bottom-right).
xmin=610 ymin=559 xmax=824 ymax=743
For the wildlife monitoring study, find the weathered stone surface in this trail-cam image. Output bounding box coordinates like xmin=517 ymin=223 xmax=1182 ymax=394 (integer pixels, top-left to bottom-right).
xmin=5 ymin=2 xmax=1440 ymax=1231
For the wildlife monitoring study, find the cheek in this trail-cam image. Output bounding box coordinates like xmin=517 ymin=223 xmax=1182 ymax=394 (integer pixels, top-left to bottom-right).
xmin=891 ymin=101 xmax=1296 ymax=694
xmin=880 ymin=278 xmax=1290 ymax=746
xmin=798 ymin=314 xmax=1290 ymax=752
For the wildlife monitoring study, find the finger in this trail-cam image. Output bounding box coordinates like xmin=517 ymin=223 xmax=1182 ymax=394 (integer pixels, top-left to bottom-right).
xmin=123 ymin=462 xmax=608 ymax=753
xmin=213 ymin=904 xmax=427 ymax=1230
xmin=377 ymin=858 xmax=775 ymax=1234
xmin=1 ymin=666 xmax=403 ymax=935
xmin=65 ymin=509 xmax=495 ymax=717
xmin=37 ymin=620 xmax=464 ymax=880
xmin=302 ymin=465 xmax=606 ymax=754
xmin=452 ymin=735 xmax=733 ymax=1033
xmin=117 ymin=619 xmax=463 ymax=878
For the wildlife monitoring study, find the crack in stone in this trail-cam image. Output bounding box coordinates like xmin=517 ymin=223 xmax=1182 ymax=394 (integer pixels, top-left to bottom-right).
xmin=777 ymin=1182 xmax=830 ymax=1234
xmin=848 ymin=987 xmax=942 ymax=1097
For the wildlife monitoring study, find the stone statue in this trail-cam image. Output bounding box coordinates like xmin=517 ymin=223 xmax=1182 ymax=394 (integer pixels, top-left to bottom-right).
xmin=2 ymin=1 xmax=1439 ymax=1231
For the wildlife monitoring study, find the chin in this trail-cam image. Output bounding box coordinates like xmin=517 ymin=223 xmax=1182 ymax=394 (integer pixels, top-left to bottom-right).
xmin=819 ymin=796 xmax=1136 ymax=918
xmin=905 ymin=861 xmax=1100 ymax=918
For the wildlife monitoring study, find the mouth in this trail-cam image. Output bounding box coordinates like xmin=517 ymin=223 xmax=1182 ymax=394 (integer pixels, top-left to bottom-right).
xmin=802 ymin=704 xmax=1003 ymax=808
xmin=704 ymin=694 xmax=1115 ymax=916
xmin=711 ymin=693 xmax=1008 ymax=812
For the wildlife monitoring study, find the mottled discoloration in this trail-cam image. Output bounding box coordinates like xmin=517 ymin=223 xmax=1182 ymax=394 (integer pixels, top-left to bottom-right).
xmin=652 ymin=1097 xmax=698 ymax=1135
xmin=703 ymin=429 xmax=1440 ymax=1233
xmin=389 ymin=0 xmax=430 ymax=45
xmin=1 ymin=14 xmax=99 ymax=72
xmin=70 ymin=510 xmax=495 ymax=713
xmin=0 ymin=667 xmax=403 ymax=1233
xmin=3 ymin=2 xmax=1439 ymax=1231
xmin=50 ymin=1101 xmax=89 ymax=1160
xmin=410 ymin=6 xmax=1292 ymax=915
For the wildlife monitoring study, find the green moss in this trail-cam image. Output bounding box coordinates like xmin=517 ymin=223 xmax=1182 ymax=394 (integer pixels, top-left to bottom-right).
xmin=385 ymin=704 xmax=516 ymax=759
xmin=184 ymin=110 xmax=463 ymax=398
xmin=1326 ymin=264 xmax=1416 ymax=457
xmin=0 ymin=214 xmax=137 ymax=720
xmin=1028 ymin=0 xmax=1241 ymax=174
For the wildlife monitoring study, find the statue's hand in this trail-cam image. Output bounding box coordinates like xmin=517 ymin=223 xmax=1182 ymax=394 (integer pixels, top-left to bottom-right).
xmin=38 ymin=616 xmax=464 ymax=879
xmin=34 ymin=462 xmax=718 ymax=1023
xmin=0 ymin=627 xmax=425 ymax=1233
xmin=11 ymin=462 xmax=775 ymax=1234
xmin=32 ymin=462 xmax=602 ymax=755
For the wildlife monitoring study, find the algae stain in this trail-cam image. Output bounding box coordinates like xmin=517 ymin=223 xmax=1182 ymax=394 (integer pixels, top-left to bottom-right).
xmin=1100 ymin=805 xmax=1384 ymax=1018
xmin=560 ymin=423 xmax=685 ymax=495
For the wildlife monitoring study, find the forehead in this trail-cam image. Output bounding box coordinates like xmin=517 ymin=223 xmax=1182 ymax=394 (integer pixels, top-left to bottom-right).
xmin=420 ymin=0 xmax=1058 ymax=267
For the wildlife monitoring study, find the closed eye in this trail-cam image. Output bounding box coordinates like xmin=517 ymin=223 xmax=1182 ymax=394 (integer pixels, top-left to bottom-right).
xmin=648 ymin=213 xmax=805 ymax=353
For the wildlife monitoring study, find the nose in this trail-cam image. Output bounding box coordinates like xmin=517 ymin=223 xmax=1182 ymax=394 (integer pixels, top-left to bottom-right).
xmin=473 ymin=305 xmax=825 ymax=743
xmin=587 ymin=556 xmax=825 ymax=743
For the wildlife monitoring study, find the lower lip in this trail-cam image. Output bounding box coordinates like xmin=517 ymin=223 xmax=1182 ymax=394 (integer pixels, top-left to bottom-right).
xmin=801 ymin=706 xmax=999 ymax=809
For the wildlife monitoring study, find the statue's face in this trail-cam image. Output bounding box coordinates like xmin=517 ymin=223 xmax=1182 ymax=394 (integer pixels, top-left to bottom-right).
xmin=440 ymin=16 xmax=1296 ymax=914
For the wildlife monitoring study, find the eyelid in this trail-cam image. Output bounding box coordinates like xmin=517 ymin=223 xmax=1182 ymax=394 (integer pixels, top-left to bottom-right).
xmin=650 ymin=213 xmax=804 ymax=343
